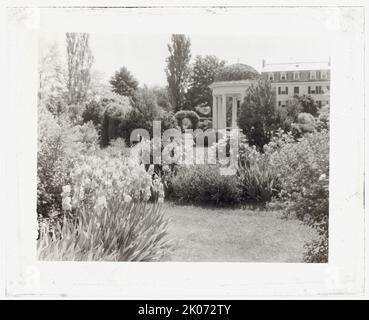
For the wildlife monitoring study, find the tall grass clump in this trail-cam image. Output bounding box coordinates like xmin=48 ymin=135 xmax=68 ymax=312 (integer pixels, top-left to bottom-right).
xmin=38 ymin=202 xmax=170 ymax=261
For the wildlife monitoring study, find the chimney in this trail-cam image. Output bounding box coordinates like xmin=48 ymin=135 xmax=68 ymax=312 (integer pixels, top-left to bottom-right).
xmin=262 ymin=59 xmax=266 ymax=68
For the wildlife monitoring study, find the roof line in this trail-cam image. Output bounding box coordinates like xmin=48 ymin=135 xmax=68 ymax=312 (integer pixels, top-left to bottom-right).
xmin=264 ymin=61 xmax=329 ymax=66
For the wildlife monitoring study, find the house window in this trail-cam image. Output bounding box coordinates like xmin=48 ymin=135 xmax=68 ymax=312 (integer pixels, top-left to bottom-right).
xmin=280 ymin=72 xmax=287 ymax=81
xmin=308 ymin=86 xmax=315 ymax=94
xmin=268 ymin=72 xmax=274 ymax=81
xmin=316 ymin=86 xmax=322 ymax=94
xmin=294 ymin=86 xmax=299 ymax=95
xmin=310 ymin=71 xmax=317 ymax=80
xmin=293 ymin=72 xmax=300 ymax=80
xmin=278 ymin=86 xmax=288 ymax=95
xmin=278 ymin=101 xmax=281 ymax=106
xmin=321 ymin=71 xmax=328 ymax=80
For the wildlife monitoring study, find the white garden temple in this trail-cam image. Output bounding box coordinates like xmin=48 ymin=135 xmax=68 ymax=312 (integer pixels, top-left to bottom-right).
xmin=209 ymin=63 xmax=260 ymax=130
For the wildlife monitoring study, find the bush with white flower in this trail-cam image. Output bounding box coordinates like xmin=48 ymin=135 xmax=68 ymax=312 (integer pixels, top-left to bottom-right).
xmin=63 ymin=153 xmax=165 ymax=213
xmin=38 ymin=102 xmax=170 ymax=261
xmin=269 ymin=130 xmax=329 ymax=262
xmin=38 ymin=152 xmax=169 ymax=261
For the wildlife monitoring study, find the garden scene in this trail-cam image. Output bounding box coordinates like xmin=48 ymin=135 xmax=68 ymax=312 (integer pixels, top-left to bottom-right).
xmin=37 ymin=33 xmax=329 ymax=263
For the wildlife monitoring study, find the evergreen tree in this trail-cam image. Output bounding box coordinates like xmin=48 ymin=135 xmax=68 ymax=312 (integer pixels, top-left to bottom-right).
xmin=110 ymin=66 xmax=139 ymax=98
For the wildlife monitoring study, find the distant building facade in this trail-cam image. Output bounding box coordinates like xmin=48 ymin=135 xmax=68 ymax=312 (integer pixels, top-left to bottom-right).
xmin=209 ymin=60 xmax=331 ymax=131
xmin=261 ymin=59 xmax=331 ymax=108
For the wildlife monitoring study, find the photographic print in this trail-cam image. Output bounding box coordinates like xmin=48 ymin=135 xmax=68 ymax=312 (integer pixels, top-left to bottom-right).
xmin=36 ymin=32 xmax=330 ymax=263
xmin=3 ymin=5 xmax=365 ymax=299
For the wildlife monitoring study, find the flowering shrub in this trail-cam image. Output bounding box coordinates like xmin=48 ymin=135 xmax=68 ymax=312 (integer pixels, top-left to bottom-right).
xmin=37 ymin=105 xmax=72 ymax=218
xmin=168 ymin=165 xmax=242 ymax=206
xmin=316 ymin=105 xmax=330 ymax=131
xmin=37 ymin=104 xmax=100 ymax=218
xmin=64 ymin=154 xmax=165 ymax=213
xmin=38 ymin=149 xmax=169 ymax=261
xmin=269 ymin=130 xmax=329 ymax=262
xmin=64 ymin=121 xmax=99 ymax=155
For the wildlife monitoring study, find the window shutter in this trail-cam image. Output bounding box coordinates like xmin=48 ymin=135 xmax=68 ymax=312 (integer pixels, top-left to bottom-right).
xmin=278 ymin=87 xmax=281 ymax=94
xmin=308 ymin=86 xmax=311 ymax=94
xmin=286 ymin=87 xmax=288 ymax=94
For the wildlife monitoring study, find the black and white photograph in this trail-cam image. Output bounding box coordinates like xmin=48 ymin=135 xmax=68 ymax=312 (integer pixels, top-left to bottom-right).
xmin=36 ymin=32 xmax=330 ymax=263
xmin=0 ymin=3 xmax=367 ymax=301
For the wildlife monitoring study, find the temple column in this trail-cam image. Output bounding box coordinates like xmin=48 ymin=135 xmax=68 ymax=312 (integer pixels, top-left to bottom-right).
xmin=232 ymin=96 xmax=237 ymax=128
xmin=212 ymin=95 xmax=217 ymax=129
xmin=221 ymin=94 xmax=227 ymax=129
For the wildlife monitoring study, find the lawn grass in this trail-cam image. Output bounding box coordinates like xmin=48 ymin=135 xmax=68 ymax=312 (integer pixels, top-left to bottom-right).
xmin=163 ymin=202 xmax=316 ymax=262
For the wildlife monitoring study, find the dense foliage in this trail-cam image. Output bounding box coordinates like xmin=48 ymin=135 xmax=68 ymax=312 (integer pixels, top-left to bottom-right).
xmin=38 ymin=151 xmax=168 ymax=261
xmin=110 ymin=66 xmax=139 ymax=98
xmin=37 ymin=104 xmax=99 ymax=218
xmin=174 ymin=110 xmax=201 ymax=130
xmin=38 ymin=102 xmax=170 ymax=261
xmin=237 ymin=79 xmax=280 ymax=150
xmin=185 ymin=55 xmax=226 ymax=109
xmin=100 ymin=93 xmax=132 ymax=146
xmin=269 ymin=130 xmax=329 ymax=262
xmin=297 ymin=94 xmax=319 ymax=117
xmin=168 ymin=165 xmax=242 ymax=206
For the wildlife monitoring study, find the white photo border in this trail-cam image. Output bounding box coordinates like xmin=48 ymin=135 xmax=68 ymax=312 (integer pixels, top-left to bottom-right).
xmin=3 ymin=5 xmax=366 ymax=298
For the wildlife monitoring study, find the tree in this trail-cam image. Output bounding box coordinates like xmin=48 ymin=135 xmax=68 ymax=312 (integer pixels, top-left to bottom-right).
xmin=237 ymin=80 xmax=279 ymax=150
xmin=165 ymin=34 xmax=191 ymax=112
xmin=110 ymin=66 xmax=138 ymax=98
xmin=100 ymin=93 xmax=132 ymax=146
xmin=66 ymin=33 xmax=94 ymax=105
xmin=39 ymin=42 xmax=65 ymax=100
xmin=277 ymin=97 xmax=303 ymax=131
xmin=291 ymin=113 xmax=316 ymax=137
xmin=88 ymin=70 xmax=111 ymax=101
xmin=82 ymin=99 xmax=104 ymax=131
xmin=133 ymin=86 xmax=163 ymax=120
xmin=152 ymin=86 xmax=173 ymax=112
xmin=38 ymin=42 xmax=67 ymax=115
xmin=186 ymin=55 xmax=226 ymax=110
xmin=297 ymin=95 xmax=319 ymax=116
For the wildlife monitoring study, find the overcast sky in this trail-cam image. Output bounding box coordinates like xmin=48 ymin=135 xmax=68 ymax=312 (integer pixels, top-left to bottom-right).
xmin=39 ymin=32 xmax=333 ymax=87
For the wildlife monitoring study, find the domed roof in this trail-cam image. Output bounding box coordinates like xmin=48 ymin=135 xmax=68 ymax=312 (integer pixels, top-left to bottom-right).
xmin=214 ymin=63 xmax=260 ymax=82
